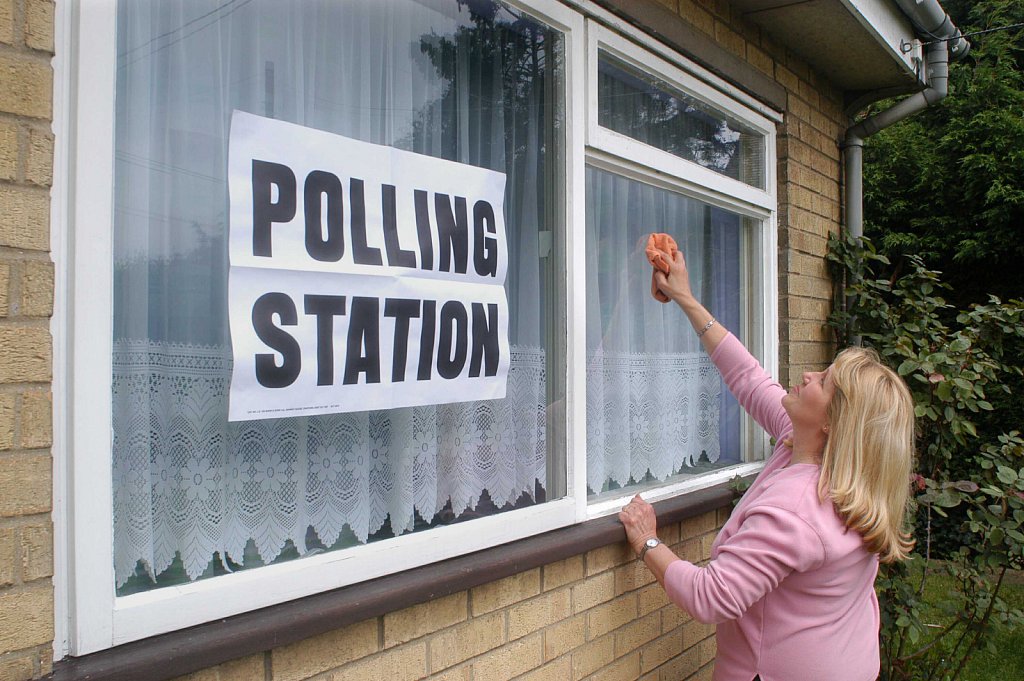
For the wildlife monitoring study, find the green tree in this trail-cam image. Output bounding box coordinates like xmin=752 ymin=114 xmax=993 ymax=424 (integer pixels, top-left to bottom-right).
xmin=863 ymin=0 xmax=1024 ymax=306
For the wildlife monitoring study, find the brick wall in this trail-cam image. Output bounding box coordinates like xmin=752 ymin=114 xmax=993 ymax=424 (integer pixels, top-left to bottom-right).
xmin=0 ymin=0 xmax=56 ymax=679
xmin=170 ymin=510 xmax=726 ymax=681
xmin=0 ymin=0 xmax=847 ymax=679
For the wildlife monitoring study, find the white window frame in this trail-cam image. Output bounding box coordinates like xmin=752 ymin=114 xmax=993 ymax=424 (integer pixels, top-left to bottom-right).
xmin=581 ymin=22 xmax=779 ymax=519
xmin=52 ymin=0 xmax=779 ymax=657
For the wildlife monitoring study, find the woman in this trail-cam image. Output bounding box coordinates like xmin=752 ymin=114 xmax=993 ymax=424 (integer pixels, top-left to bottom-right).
xmin=620 ymin=248 xmax=915 ymax=681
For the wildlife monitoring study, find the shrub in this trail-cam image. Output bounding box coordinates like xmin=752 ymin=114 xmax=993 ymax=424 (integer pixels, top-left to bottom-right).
xmin=827 ymin=233 xmax=1024 ymax=681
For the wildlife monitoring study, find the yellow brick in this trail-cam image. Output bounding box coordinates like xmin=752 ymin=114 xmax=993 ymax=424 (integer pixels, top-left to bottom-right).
xmin=20 ymin=521 xmax=51 ymax=581
xmin=542 ymin=555 xmax=583 ymax=591
xmin=327 ymin=642 xmax=427 ymax=681
xmin=0 ymin=0 xmax=12 ymax=45
xmin=614 ymin=611 xmax=661 ymax=657
xmin=515 ymin=657 xmax=571 ymax=681
xmin=508 ymin=588 xmax=570 ymax=641
xmin=776 ymin=65 xmax=800 ymax=93
xmin=0 ymin=327 xmax=50 ymax=383
xmin=384 ymin=592 xmax=467 ymax=648
xmin=571 ymin=571 xmax=615 ymax=614
xmin=638 ymin=584 xmax=669 ymax=618
xmin=640 ymin=631 xmax=683 ymax=674
xmin=428 ymin=611 xmax=504 ymax=671
xmin=614 ymin=557 xmax=656 ymax=594
xmin=677 ymin=539 xmax=702 ymax=564
xmin=570 ymin=633 xmax=614 ymax=680
xmin=681 ymin=511 xmax=717 ymax=540
xmin=656 ymin=645 xmax=700 ymax=679
xmin=0 ymin=454 xmax=50 ymax=517
xmin=677 ymin=0 xmax=714 ymax=36
xmin=0 ymin=120 xmax=16 ymax=181
xmin=0 ymin=654 xmax=34 ymax=681
xmin=713 ymin=20 xmax=745 ymax=59
xmin=0 ymin=263 xmax=9 ymax=317
xmin=688 ymin=662 xmax=715 ymax=681
xmin=659 ymin=523 xmax=681 ymax=546
xmin=25 ymin=125 xmax=53 ymax=188
xmin=170 ymin=654 xmax=264 ymax=681
xmin=699 ymin=532 xmax=716 ymax=560
xmin=0 ymin=527 xmax=14 ymax=586
xmin=661 ymin=603 xmax=691 ymax=634
xmin=0 ymin=392 xmax=14 ymax=450
xmin=587 ymin=594 xmax=637 ymax=639
xmin=542 ymin=613 xmax=585 ymax=661
xmin=19 ymin=390 xmax=51 ymax=449
xmin=469 ymin=633 xmax=542 ymax=681
xmin=270 ymin=618 xmax=378 ymax=681
xmin=585 ymin=542 xmax=631 ymax=576
xmin=425 ymin=665 xmax=471 ymax=681
xmin=590 ymin=652 xmax=639 ymax=681
xmin=0 ymin=186 xmax=50 ymax=251
xmin=682 ymin=619 xmax=715 ymax=649
xmin=0 ymin=55 xmax=51 ymax=119
xmin=651 ymin=0 xmax=676 ymax=12
xmin=20 ymin=260 xmax=52 ymax=318
xmin=471 ymin=569 xmax=540 ymax=615
xmin=698 ymin=636 xmax=717 ymax=665
xmin=0 ymin=583 xmax=53 ymax=652
xmin=25 ymin=0 xmax=55 ymax=53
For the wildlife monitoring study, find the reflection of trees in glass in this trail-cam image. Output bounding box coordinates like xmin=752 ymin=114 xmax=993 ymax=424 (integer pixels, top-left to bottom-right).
xmin=598 ymin=56 xmax=748 ymax=181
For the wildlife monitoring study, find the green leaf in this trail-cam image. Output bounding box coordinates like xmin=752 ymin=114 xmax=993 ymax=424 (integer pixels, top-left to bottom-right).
xmin=937 ymin=382 xmax=953 ymax=401
xmin=997 ymin=466 xmax=1019 ymax=484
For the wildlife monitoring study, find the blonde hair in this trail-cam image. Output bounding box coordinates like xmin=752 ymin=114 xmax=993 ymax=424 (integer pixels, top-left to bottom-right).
xmin=818 ymin=347 xmax=916 ymax=563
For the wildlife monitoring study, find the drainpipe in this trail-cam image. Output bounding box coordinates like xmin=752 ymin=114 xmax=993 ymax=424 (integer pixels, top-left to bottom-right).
xmin=841 ymin=0 xmax=968 ymax=239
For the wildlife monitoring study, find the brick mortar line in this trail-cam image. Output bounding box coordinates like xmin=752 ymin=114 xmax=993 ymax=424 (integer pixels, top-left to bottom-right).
xmin=0 ymin=251 xmax=54 ymax=264
xmin=0 ymin=513 xmax=51 ymax=528
xmin=0 ymin=447 xmax=53 ymax=460
xmin=0 ymin=385 xmax=52 ymax=397
xmin=0 ymin=40 xmax=56 ymax=62
xmin=0 ymin=177 xmax=52 ymax=193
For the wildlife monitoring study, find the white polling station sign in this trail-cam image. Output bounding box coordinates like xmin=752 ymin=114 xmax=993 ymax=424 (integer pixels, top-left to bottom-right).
xmin=227 ymin=111 xmax=509 ymax=421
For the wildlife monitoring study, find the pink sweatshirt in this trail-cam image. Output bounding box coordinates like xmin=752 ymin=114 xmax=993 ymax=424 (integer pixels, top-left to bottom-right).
xmin=664 ymin=333 xmax=880 ymax=681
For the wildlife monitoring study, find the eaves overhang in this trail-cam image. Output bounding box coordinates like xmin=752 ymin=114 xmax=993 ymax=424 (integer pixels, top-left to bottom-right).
xmin=732 ymin=0 xmax=925 ymax=93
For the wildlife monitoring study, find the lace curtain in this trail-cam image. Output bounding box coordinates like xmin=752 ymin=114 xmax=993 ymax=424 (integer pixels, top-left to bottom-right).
xmin=585 ymin=167 xmax=744 ymax=494
xmin=112 ymin=0 xmax=561 ymax=590
xmin=110 ymin=0 xmax=747 ymax=591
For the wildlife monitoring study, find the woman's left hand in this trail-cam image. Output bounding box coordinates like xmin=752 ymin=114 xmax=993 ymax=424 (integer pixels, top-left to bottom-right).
xmin=619 ymin=494 xmax=658 ymax=555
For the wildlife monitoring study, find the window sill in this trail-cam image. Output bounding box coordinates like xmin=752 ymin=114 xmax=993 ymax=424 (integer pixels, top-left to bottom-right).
xmin=49 ymin=479 xmax=742 ymax=681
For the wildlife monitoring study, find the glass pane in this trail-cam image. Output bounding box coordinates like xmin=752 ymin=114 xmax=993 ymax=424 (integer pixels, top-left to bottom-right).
xmin=585 ymin=166 xmax=762 ymax=498
xmin=597 ymin=50 xmax=765 ymax=189
xmin=112 ymin=0 xmax=565 ymax=594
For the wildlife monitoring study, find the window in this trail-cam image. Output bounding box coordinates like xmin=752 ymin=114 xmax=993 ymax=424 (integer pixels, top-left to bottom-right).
xmin=60 ymin=0 xmax=775 ymax=654
xmin=582 ymin=26 xmax=777 ymax=506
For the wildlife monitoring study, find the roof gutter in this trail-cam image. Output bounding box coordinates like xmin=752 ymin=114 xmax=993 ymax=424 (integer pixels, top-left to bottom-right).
xmin=842 ymin=0 xmax=969 ymax=239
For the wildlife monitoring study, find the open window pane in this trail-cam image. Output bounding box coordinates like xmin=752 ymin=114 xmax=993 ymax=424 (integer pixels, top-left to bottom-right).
xmin=585 ymin=166 xmax=761 ymax=497
xmin=112 ymin=0 xmax=565 ymax=594
xmin=597 ymin=50 xmax=765 ymax=189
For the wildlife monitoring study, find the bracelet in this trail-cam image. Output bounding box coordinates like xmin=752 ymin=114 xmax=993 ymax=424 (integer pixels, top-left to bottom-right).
xmin=696 ymin=317 xmax=717 ymax=338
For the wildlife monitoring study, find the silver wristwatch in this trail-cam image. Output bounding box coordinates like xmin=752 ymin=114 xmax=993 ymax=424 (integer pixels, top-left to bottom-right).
xmin=639 ymin=537 xmax=661 ymax=560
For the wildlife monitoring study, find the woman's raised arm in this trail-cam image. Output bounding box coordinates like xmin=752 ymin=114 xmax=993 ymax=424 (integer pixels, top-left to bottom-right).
xmin=652 ymin=249 xmax=727 ymax=354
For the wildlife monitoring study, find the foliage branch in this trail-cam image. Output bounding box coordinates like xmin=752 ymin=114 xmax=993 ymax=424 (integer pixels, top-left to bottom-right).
xmin=827 ymin=233 xmax=1024 ymax=681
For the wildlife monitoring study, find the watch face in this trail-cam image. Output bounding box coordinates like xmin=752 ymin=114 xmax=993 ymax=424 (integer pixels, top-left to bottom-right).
xmin=646 ymin=538 xmax=660 ymax=548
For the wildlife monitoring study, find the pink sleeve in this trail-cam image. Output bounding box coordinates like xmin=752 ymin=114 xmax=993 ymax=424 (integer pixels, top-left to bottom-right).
xmin=710 ymin=332 xmax=790 ymax=441
xmin=662 ymin=505 xmax=826 ymax=624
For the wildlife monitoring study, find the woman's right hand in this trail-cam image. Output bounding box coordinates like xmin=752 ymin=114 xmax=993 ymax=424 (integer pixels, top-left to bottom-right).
xmin=653 ymin=249 xmax=695 ymax=307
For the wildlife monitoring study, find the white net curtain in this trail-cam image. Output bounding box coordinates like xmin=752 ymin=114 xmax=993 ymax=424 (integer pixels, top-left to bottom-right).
xmin=584 ymin=167 xmax=744 ymax=495
xmin=110 ymin=0 xmax=746 ymax=592
xmin=112 ymin=0 xmax=562 ymax=590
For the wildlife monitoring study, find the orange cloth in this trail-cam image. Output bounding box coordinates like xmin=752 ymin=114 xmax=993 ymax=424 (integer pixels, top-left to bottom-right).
xmin=645 ymin=233 xmax=678 ymax=303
